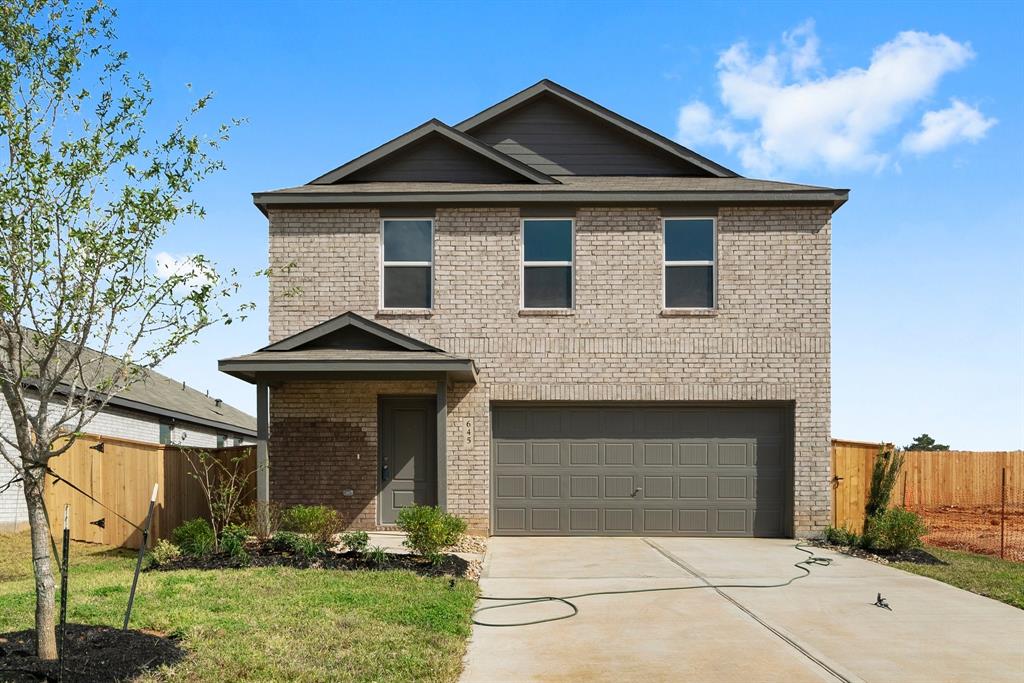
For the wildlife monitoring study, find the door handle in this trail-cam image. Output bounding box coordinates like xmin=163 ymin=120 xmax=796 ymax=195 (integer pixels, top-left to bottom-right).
xmin=382 ymin=463 xmax=390 ymax=483
xmin=631 ymin=487 xmax=642 ymax=497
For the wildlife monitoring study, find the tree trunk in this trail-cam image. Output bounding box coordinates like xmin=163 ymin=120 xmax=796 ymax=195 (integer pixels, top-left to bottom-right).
xmin=23 ymin=466 xmax=58 ymax=660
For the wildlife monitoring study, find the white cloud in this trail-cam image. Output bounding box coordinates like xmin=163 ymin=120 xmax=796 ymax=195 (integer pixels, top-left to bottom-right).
xmin=902 ymin=99 xmax=997 ymax=153
xmin=676 ymin=24 xmax=994 ymax=174
xmin=155 ymin=252 xmax=214 ymax=291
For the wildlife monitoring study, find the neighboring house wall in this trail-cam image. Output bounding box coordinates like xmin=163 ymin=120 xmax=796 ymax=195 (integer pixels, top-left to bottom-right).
xmin=0 ymin=396 xmax=247 ymax=531
xmin=266 ymin=205 xmax=831 ymax=535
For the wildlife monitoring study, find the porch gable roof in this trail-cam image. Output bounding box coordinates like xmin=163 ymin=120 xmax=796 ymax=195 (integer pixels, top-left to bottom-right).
xmin=218 ymin=312 xmax=477 ymax=384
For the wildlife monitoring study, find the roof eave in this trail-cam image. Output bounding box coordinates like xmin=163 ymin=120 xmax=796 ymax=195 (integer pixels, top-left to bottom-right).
xmin=218 ymin=357 xmax=479 ymax=384
xmin=253 ymin=188 xmax=850 ymax=211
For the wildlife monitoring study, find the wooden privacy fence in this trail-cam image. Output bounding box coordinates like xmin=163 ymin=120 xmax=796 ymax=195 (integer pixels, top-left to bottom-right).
xmin=831 ymin=439 xmax=1024 ymax=532
xmin=45 ymin=434 xmax=256 ymax=548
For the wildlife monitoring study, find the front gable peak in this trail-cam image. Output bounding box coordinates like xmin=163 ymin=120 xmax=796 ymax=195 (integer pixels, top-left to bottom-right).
xmin=261 ymin=312 xmax=441 ymax=353
xmin=310 ymin=119 xmax=557 ymax=185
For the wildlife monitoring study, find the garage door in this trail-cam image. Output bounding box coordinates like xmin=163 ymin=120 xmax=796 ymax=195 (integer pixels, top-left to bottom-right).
xmin=491 ymin=405 xmax=789 ymax=536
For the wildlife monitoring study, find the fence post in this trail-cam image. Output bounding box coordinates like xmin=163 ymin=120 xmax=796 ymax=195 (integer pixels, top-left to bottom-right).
xmin=1000 ymin=467 xmax=1006 ymax=560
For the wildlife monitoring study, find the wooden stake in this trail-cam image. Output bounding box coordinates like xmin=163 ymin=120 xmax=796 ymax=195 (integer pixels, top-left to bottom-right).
xmin=124 ymin=484 xmax=159 ymax=630
xmin=58 ymin=504 xmax=70 ymax=683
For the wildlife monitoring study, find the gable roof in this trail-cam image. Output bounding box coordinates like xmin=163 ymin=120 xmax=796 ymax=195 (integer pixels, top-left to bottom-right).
xmin=455 ymin=79 xmax=738 ymax=178
xmin=309 ymin=119 xmax=557 ymax=185
xmin=261 ymin=311 xmax=442 ymax=352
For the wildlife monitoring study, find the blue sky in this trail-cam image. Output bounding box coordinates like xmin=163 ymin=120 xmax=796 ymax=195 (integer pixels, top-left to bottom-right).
xmin=112 ymin=1 xmax=1022 ymax=449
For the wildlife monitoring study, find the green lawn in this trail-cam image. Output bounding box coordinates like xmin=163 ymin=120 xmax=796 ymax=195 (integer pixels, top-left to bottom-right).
xmin=892 ymin=545 xmax=1024 ymax=610
xmin=0 ymin=532 xmax=477 ymax=682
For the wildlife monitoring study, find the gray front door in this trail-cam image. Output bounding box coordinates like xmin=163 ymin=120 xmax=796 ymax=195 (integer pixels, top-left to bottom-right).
xmin=491 ymin=404 xmax=790 ymax=537
xmin=379 ymin=397 xmax=437 ymax=525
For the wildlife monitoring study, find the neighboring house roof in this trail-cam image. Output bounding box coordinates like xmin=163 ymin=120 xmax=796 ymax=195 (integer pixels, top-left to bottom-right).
xmin=17 ymin=334 xmax=256 ymax=437
xmin=253 ymin=79 xmax=848 ymax=214
xmin=219 ymin=312 xmax=477 ymax=384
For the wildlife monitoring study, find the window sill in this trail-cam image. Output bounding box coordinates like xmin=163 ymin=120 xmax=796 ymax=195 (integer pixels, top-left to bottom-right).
xmin=376 ymin=309 xmax=434 ymax=318
xmin=660 ymin=308 xmax=718 ymax=317
xmin=518 ymin=309 xmax=575 ymax=317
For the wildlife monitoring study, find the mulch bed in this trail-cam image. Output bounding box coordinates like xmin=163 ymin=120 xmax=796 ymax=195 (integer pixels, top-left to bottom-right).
xmin=0 ymin=624 xmax=183 ymax=682
xmin=151 ymin=546 xmax=474 ymax=578
xmin=809 ymin=539 xmax=946 ymax=566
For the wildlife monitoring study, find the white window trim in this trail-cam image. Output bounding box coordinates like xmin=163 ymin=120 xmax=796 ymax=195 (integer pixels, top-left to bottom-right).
xmin=520 ymin=217 xmax=575 ymax=310
xmin=380 ymin=218 xmax=434 ymax=311
xmin=662 ymin=216 xmax=717 ymax=311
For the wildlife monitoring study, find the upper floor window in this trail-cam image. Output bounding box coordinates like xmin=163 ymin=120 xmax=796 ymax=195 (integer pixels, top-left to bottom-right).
xmin=522 ymin=218 xmax=573 ymax=309
xmin=664 ymin=218 xmax=716 ymax=309
xmin=381 ymin=219 xmax=433 ymax=309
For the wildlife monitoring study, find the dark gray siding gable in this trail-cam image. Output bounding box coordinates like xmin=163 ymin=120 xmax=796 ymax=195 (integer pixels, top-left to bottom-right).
xmin=344 ymin=132 xmax=534 ymax=183
xmin=468 ymin=94 xmax=712 ymax=177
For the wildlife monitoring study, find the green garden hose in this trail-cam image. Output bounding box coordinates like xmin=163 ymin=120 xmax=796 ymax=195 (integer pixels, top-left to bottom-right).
xmin=472 ymin=542 xmax=832 ymax=628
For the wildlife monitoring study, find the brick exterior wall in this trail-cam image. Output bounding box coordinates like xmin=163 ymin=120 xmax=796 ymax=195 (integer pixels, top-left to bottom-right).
xmin=267 ymin=204 xmax=832 ymax=536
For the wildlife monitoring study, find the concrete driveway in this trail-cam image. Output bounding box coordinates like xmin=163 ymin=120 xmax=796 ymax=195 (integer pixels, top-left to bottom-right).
xmin=461 ymin=537 xmax=1024 ymax=683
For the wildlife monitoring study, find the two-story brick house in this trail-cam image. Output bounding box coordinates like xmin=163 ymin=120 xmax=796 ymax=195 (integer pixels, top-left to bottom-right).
xmin=220 ymin=80 xmax=847 ymax=538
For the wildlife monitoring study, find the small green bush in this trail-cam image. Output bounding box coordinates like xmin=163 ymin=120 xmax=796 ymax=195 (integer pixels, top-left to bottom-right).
xmin=822 ymin=525 xmax=860 ymax=547
xmin=341 ymin=531 xmax=370 ymax=555
xmin=366 ymin=545 xmax=388 ymax=567
xmin=172 ymin=518 xmax=215 ymax=557
xmin=146 ymin=539 xmax=182 ymax=568
xmin=271 ymin=531 xmax=325 ymax=558
xmin=396 ymin=505 xmax=467 ymax=565
xmin=221 ymin=523 xmax=251 ymax=561
xmin=866 ymin=507 xmax=928 ymax=553
xmin=280 ymin=505 xmax=343 ymax=545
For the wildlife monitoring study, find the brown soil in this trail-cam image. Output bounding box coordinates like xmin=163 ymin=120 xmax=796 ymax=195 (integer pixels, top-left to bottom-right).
xmin=918 ymin=504 xmax=1024 ymax=562
xmin=0 ymin=624 xmax=183 ymax=682
xmin=152 ymin=544 xmax=474 ymax=578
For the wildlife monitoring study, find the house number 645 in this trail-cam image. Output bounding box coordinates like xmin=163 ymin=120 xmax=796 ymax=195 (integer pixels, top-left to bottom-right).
xmin=462 ymin=419 xmax=474 ymax=446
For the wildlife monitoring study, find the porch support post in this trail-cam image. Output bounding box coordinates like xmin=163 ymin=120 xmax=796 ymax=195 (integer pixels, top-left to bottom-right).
xmin=256 ymin=380 xmax=270 ymax=509
xmin=436 ymin=379 xmax=447 ymax=511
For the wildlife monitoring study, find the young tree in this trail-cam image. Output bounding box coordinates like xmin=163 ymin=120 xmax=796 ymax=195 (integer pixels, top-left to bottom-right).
xmin=904 ymin=434 xmax=950 ymax=451
xmin=0 ymin=1 xmax=245 ymax=658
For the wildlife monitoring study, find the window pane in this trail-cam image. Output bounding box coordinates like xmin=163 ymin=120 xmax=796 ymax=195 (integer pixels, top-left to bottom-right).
xmin=524 ymin=219 xmax=572 ymax=262
xmin=383 ymin=220 xmax=432 ymax=262
xmin=666 ymin=265 xmax=714 ymax=308
xmin=665 ymin=219 xmax=714 ymax=262
xmin=384 ymin=266 xmax=431 ymax=308
xmin=524 ymin=266 xmax=571 ymax=308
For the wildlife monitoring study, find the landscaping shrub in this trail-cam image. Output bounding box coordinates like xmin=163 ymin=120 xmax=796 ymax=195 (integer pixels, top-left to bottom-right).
xmin=271 ymin=531 xmax=325 ymax=559
xmin=866 ymin=507 xmax=928 ymax=553
xmin=396 ymin=505 xmax=467 ymax=565
xmin=172 ymin=518 xmax=215 ymax=557
xmin=341 ymin=531 xmax=370 ymax=555
xmin=367 ymin=545 xmax=388 ymax=567
xmin=220 ymin=523 xmax=251 ymax=562
xmin=146 ymin=539 xmax=182 ymax=568
xmin=280 ymin=505 xmax=343 ymax=545
xmin=238 ymin=501 xmax=283 ymax=540
xmin=865 ymin=447 xmax=905 ymax=518
xmin=822 ymin=525 xmax=860 ymax=547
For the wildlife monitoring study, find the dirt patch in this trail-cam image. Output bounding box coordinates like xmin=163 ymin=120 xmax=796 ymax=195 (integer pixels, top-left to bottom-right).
xmin=917 ymin=505 xmax=1024 ymax=563
xmin=152 ymin=545 xmax=475 ymax=579
xmin=0 ymin=624 xmax=183 ymax=682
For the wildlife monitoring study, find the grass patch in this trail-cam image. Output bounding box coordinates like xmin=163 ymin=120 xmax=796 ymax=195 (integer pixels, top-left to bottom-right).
xmin=892 ymin=545 xmax=1024 ymax=610
xmin=0 ymin=532 xmax=477 ymax=682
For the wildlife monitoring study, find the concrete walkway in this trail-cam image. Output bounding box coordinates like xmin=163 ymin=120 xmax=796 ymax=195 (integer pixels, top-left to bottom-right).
xmin=461 ymin=537 xmax=1024 ymax=683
